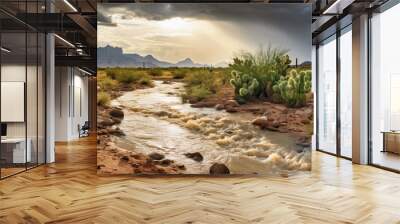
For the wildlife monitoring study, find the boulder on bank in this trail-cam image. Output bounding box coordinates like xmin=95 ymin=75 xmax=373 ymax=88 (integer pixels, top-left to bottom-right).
xmin=184 ymin=152 xmax=203 ymax=162
xmin=109 ymin=108 xmax=124 ymax=119
xmin=209 ymin=163 xmax=230 ymax=175
xmin=225 ymin=100 xmax=240 ymax=108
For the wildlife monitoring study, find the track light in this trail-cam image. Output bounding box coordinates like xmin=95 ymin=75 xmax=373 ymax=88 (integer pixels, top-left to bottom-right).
xmin=1 ymin=47 xmax=11 ymax=53
xmin=54 ymin=34 xmax=75 ymax=48
xmin=78 ymin=67 xmax=93 ymax=76
xmin=322 ymin=0 xmax=354 ymax=15
xmin=63 ymin=0 xmax=78 ymax=12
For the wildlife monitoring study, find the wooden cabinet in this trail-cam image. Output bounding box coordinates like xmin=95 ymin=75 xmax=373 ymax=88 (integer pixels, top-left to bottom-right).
xmin=382 ymin=132 xmax=400 ymax=154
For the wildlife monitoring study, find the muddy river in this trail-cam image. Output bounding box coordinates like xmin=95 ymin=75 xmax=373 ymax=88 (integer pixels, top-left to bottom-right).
xmin=111 ymin=80 xmax=310 ymax=174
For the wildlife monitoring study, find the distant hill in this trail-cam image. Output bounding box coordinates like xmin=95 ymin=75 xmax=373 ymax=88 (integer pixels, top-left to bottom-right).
xmin=97 ymin=45 xmax=206 ymax=68
xmin=299 ymin=61 xmax=311 ymax=68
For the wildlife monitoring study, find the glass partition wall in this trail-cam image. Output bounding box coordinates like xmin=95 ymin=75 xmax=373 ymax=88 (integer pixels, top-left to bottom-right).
xmin=316 ymin=25 xmax=353 ymax=159
xmin=339 ymin=26 xmax=352 ymax=159
xmin=370 ymin=2 xmax=400 ymax=171
xmin=0 ymin=3 xmax=46 ymax=179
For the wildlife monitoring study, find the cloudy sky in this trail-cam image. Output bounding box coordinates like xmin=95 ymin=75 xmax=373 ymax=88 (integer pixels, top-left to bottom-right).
xmin=98 ymin=4 xmax=311 ymax=65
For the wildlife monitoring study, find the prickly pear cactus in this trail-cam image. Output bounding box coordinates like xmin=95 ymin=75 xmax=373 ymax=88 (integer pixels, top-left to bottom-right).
xmin=230 ymin=70 xmax=259 ymax=101
xmin=272 ymin=69 xmax=312 ymax=107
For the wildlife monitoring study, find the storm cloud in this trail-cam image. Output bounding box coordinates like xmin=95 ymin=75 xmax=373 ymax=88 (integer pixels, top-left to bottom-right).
xmin=98 ymin=3 xmax=311 ymax=64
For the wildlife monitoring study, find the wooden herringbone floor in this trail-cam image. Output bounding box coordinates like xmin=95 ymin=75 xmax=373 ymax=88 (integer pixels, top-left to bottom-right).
xmin=0 ymin=136 xmax=400 ymax=224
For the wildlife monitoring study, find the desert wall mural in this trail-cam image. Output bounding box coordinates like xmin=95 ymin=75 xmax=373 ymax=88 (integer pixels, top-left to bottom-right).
xmin=97 ymin=3 xmax=313 ymax=175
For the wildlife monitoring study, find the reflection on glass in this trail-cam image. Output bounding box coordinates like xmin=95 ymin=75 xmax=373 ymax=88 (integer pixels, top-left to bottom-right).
xmin=340 ymin=28 xmax=352 ymax=158
xmin=1 ymin=32 xmax=27 ymax=177
xmin=371 ymin=3 xmax=400 ymax=171
xmin=0 ymin=0 xmax=47 ymax=178
xmin=318 ymin=36 xmax=337 ymax=154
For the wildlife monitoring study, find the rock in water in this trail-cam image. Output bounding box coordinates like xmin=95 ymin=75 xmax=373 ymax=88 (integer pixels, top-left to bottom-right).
xmin=209 ymin=163 xmax=230 ymax=175
xmin=99 ymin=118 xmax=115 ymax=127
xmin=252 ymin=117 xmax=269 ymax=128
xmin=120 ymin=156 xmax=129 ymax=162
xmin=225 ymin=107 xmax=238 ymax=113
xmin=160 ymin=159 xmax=173 ymax=166
xmin=149 ymin=152 xmax=165 ymax=161
xmin=108 ymin=127 xmax=125 ymax=137
xmin=184 ymin=152 xmax=203 ymax=162
xmin=109 ymin=108 xmax=124 ymax=119
xmin=215 ymin=104 xmax=224 ymax=110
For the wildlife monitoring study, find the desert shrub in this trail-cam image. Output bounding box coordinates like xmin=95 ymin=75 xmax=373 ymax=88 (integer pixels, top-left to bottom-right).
xmin=97 ymin=92 xmax=111 ymax=106
xmin=272 ymin=70 xmax=312 ymax=108
xmin=104 ymin=68 xmax=152 ymax=85
xmin=184 ymin=70 xmax=220 ymax=93
xmin=148 ymin=68 xmax=163 ymax=77
xmin=98 ymin=73 xmax=118 ymax=92
xmin=181 ymin=68 xmax=229 ymax=102
xmin=138 ymin=76 xmax=153 ymax=86
xmin=105 ymin=68 xmax=118 ymax=79
xmin=172 ymin=69 xmax=187 ymax=79
xmin=183 ymin=85 xmax=212 ymax=102
xmin=115 ymin=72 xmax=140 ymax=84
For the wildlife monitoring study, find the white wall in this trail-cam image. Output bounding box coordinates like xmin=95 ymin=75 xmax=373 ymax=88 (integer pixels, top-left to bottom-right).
xmin=54 ymin=67 xmax=89 ymax=141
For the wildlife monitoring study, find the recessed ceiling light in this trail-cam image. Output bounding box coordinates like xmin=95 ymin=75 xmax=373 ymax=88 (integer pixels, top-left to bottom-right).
xmin=78 ymin=67 xmax=92 ymax=76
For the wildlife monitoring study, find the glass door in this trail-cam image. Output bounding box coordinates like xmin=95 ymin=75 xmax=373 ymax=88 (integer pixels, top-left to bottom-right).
xmin=370 ymin=2 xmax=400 ymax=171
xmin=317 ymin=35 xmax=337 ymax=154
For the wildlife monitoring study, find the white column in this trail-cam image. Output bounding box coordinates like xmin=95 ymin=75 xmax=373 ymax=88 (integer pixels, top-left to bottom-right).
xmin=45 ymin=0 xmax=55 ymax=163
xmin=46 ymin=33 xmax=55 ymax=163
xmin=352 ymin=14 xmax=369 ymax=164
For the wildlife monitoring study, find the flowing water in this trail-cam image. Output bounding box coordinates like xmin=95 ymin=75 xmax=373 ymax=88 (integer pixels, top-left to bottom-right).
xmin=112 ymin=80 xmax=311 ymax=174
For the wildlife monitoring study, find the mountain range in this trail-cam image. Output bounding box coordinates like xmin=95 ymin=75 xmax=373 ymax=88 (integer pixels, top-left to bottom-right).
xmin=97 ymin=45 xmax=208 ymax=68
